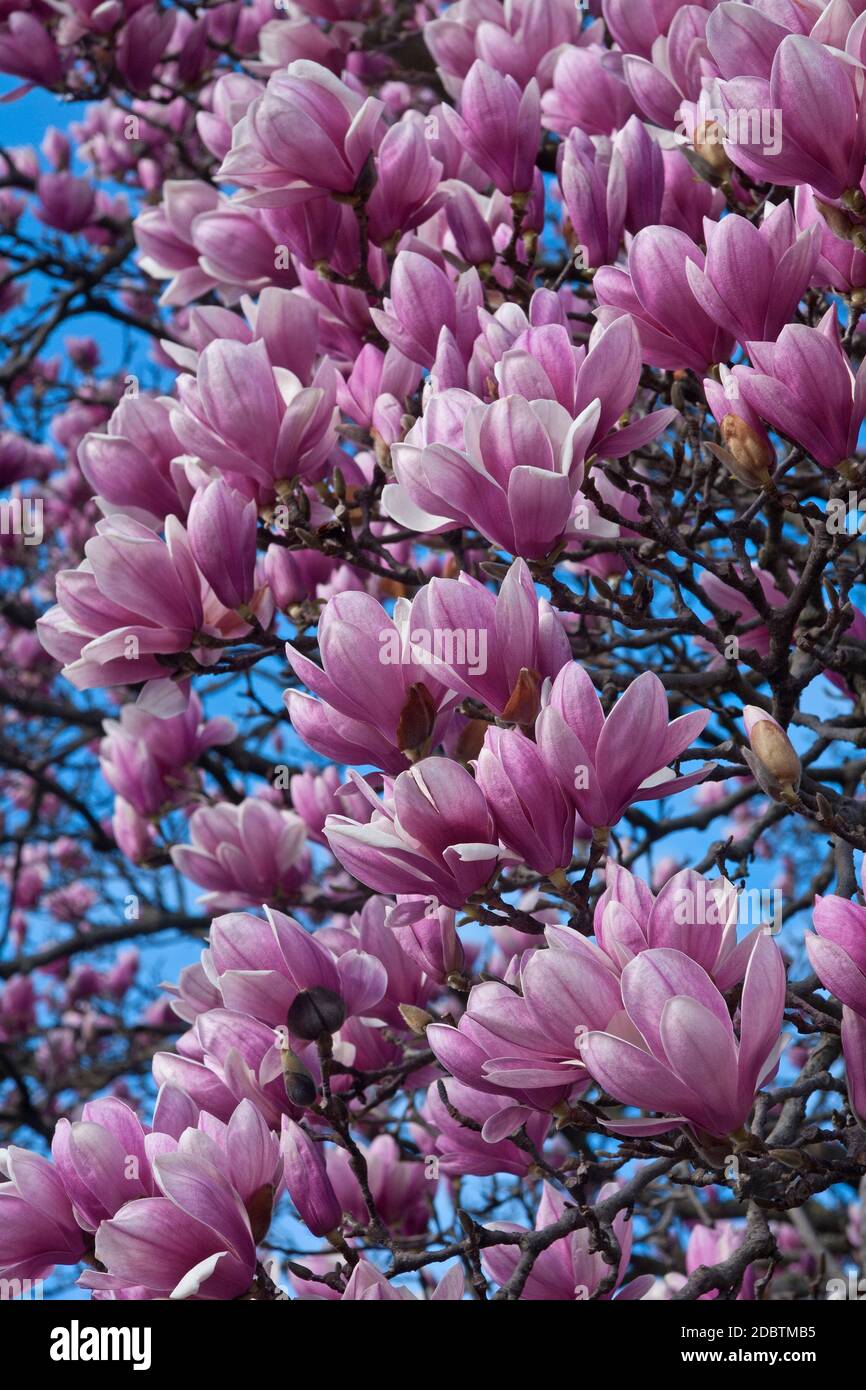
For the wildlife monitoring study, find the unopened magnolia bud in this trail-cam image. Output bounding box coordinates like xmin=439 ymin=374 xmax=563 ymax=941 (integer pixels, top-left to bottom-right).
xmin=815 ymin=197 xmax=857 ymax=244
xmin=744 ymin=707 xmax=801 ymax=796
xmin=281 ymin=1043 xmax=318 ymax=1107
xmin=502 ymin=667 xmax=541 ymax=726
xmin=246 ymin=1183 xmax=275 ymax=1243
xmin=398 ymin=1003 xmax=434 ymax=1035
xmin=455 ymin=717 xmax=487 ymax=763
xmin=719 ymin=416 xmax=774 ymax=487
xmin=286 ymin=986 xmax=347 ymax=1041
xmin=396 ymin=681 xmax=437 ymax=757
xmin=693 ymin=120 xmax=731 ymax=176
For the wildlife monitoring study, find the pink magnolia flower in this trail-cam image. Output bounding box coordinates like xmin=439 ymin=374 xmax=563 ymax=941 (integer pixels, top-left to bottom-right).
xmin=795 ymin=184 xmax=866 ymax=294
xmin=662 ymin=1221 xmax=758 ymax=1299
xmin=620 ymin=5 xmax=714 ymax=129
xmin=385 ymin=388 xmax=601 ymax=559
xmin=335 ymin=343 xmax=420 ymax=432
xmin=494 ymin=314 xmax=678 ymax=458
xmin=444 ymin=60 xmax=541 ymax=196
xmin=51 ymin=1096 xmax=155 ymax=1231
xmin=685 ymin=204 xmax=819 ymax=349
xmin=704 ymin=0 xmax=813 ymax=82
xmin=81 ymin=1102 xmax=280 ymax=1300
xmin=404 ymin=557 xmax=571 ymax=722
xmin=289 ymin=766 xmax=373 ymax=846
xmin=170 ymin=337 xmax=338 ymax=504
xmin=425 ymin=0 xmax=593 ymax=95
xmin=424 ymin=1078 xmax=552 ymax=1178
xmin=604 ymin=0 xmax=707 ymax=61
xmin=197 ymin=72 xmax=264 ymax=162
xmin=543 ymin=46 xmax=638 ymax=137
xmin=592 ymin=862 xmax=762 ymax=985
xmin=202 ymin=905 xmax=387 ymax=1034
xmin=720 ymin=309 xmax=866 ymax=471
xmin=35 ymin=172 xmax=95 ymax=233
xmin=325 ymin=1135 xmax=429 ymax=1234
xmin=475 ymin=726 xmax=575 ymax=875
xmin=806 ymin=871 xmax=866 ymax=1020
xmin=581 ymin=936 xmax=787 ymax=1137
xmin=369 ymin=250 xmax=483 ymax=370
xmin=77 ymin=394 xmax=190 ymax=527
xmin=559 ymin=128 xmax=626 ymax=269
xmin=315 ymin=895 xmax=436 ymax=1027
xmin=280 ymin=1118 xmax=342 ymax=1238
xmin=100 ymin=690 xmax=235 ymax=817
xmin=0 ymin=975 xmax=37 ymax=1040
xmin=428 ymin=931 xmax=623 ymax=1101
xmin=660 ymin=145 xmax=725 ymax=240
xmin=218 ymin=60 xmax=385 ymax=207
xmin=325 ymin=759 xmax=506 ymax=913
xmin=159 ymin=1016 xmax=300 ymax=1130
xmin=170 ymin=800 xmax=310 ymax=911
xmin=135 ymin=181 xmax=291 ymax=306
xmin=0 ymin=12 xmax=63 ymax=88
xmin=594 ymin=225 xmax=737 ymax=374
xmin=536 ymin=666 xmax=714 ymax=833
xmin=186 ymin=478 xmax=257 ymax=612
xmin=365 ymin=119 xmax=445 ymax=246
xmin=0 ymin=1148 xmax=86 ymax=1282
xmin=36 ymin=515 xmax=205 ymax=690
xmin=842 ymin=1007 xmax=866 ymax=1124
xmin=286 ymin=589 xmax=459 ymax=775
xmin=719 ymin=34 xmax=866 ymax=200
xmin=389 ymin=899 xmax=465 ymax=986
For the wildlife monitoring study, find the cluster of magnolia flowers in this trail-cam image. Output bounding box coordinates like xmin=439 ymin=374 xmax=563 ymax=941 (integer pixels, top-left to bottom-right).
xmin=0 ymin=886 xmax=802 ymax=1295
xmin=3 ymin=0 xmax=866 ymax=1299
xmin=3 ymin=856 xmax=864 ymax=1297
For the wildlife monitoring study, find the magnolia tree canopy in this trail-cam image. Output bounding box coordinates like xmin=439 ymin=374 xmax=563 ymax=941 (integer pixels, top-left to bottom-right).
xmin=2 ymin=0 xmax=866 ymax=1307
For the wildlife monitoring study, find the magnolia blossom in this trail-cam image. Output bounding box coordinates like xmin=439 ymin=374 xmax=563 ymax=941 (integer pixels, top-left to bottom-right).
xmin=536 ymin=666 xmax=714 ymax=833
xmin=218 ymin=61 xmax=385 ymax=206
xmin=170 ymin=800 xmax=310 ymax=910
xmin=581 ymin=936 xmax=787 ymax=1138
xmin=325 ymin=759 xmax=507 ymax=913
xmin=385 ymin=389 xmax=602 ymax=559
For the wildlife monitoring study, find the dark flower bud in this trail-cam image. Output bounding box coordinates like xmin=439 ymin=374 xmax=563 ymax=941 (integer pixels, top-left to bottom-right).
xmin=287 ymin=985 xmax=347 ymax=1041
xmin=246 ymin=1183 xmax=276 ymax=1243
xmin=281 ymin=1043 xmax=318 ymax=1108
xmin=396 ymin=681 xmax=437 ymax=757
xmin=501 ymin=667 xmax=541 ymax=726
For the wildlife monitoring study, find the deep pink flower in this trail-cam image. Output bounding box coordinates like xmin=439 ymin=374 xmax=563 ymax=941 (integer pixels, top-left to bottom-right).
xmin=536 ymin=666 xmax=714 ymax=832
xmin=170 ymin=800 xmax=310 ymax=911
xmin=581 ymin=936 xmax=787 ymax=1137
xmin=218 ymin=60 xmax=385 ymax=206
xmin=595 ymin=225 xmax=737 ymax=373
xmin=325 ymin=758 xmax=506 ymax=912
